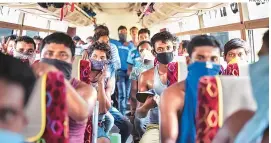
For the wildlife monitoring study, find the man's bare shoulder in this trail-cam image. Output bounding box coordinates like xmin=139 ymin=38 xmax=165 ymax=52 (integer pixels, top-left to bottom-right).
xmin=141 ymin=67 xmax=155 ymax=77
xmin=163 ymin=81 xmax=186 ymax=98
xmin=77 ymin=80 xmax=96 ymax=94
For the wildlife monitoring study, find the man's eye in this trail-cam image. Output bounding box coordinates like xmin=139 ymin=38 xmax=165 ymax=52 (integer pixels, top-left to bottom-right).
xmin=0 ymin=108 xmax=17 ymax=123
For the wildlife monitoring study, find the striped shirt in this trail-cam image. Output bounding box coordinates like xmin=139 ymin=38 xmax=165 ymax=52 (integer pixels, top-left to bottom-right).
xmin=109 ymin=43 xmax=121 ymax=71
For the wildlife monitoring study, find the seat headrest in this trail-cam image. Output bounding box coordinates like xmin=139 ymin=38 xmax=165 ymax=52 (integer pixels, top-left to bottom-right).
xmin=222 ymin=63 xmax=249 ymax=76
xmin=71 ymin=55 xmax=82 ymax=80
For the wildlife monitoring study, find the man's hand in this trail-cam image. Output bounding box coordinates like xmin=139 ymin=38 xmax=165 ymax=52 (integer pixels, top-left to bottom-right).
xmin=143 ymin=96 xmax=156 ymax=109
xmin=153 ymin=95 xmax=160 ymax=107
xmin=97 ymin=65 xmax=108 ymax=85
xmin=81 ymin=50 xmax=89 ymax=60
xmin=32 ymin=62 xmax=59 ymax=77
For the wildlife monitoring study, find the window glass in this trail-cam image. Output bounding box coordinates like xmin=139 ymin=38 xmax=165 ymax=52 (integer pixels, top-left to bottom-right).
xmin=203 ymin=3 xmax=240 ymax=28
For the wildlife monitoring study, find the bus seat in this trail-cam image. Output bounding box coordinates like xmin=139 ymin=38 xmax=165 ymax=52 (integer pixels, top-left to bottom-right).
xmin=167 ymin=61 xmax=188 ymax=86
xmin=196 ymin=76 xmax=256 ymax=142
xmin=23 ymin=72 xmax=69 ymax=143
xmin=222 ymin=63 xmax=249 ymax=76
xmin=79 ymin=59 xmax=91 ymax=84
xmin=71 ymin=55 xmax=82 ymax=80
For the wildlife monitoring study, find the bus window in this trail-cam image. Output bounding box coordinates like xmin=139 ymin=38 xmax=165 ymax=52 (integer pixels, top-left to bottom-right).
xmin=22 ymin=30 xmax=39 ymax=37
xmin=247 ymin=28 xmax=268 ymax=62
xmin=179 ymin=15 xmax=200 ymax=32
xmin=0 ymin=28 xmax=13 ymax=41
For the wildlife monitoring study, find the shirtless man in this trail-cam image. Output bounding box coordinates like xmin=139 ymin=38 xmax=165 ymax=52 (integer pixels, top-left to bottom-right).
xmin=213 ymin=30 xmax=269 ymax=143
xmin=135 ymin=31 xmax=177 ymax=143
xmin=160 ymin=35 xmax=221 ymax=143
xmin=32 ymin=32 xmax=97 ymax=143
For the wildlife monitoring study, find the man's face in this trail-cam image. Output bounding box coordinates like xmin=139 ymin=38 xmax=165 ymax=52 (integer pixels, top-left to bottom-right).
xmin=7 ymin=40 xmax=15 ymax=54
xmin=225 ymin=48 xmax=247 ymax=63
xmin=138 ymin=33 xmax=150 ymax=43
xmin=190 ymin=46 xmax=220 ymax=64
xmin=98 ymin=36 xmax=110 ymax=45
xmin=138 ymin=43 xmax=152 ymax=56
xmin=34 ymin=40 xmax=41 ymax=51
xmin=0 ymin=79 xmax=26 ymax=133
xmin=154 ymin=40 xmax=174 ymax=55
xmin=118 ymin=29 xmax=128 ymax=41
xmin=15 ymin=41 xmax=35 ymax=56
xmin=41 ymin=43 xmax=73 ymax=64
xmin=130 ymin=28 xmax=138 ymax=39
xmin=90 ymin=49 xmax=107 ymax=61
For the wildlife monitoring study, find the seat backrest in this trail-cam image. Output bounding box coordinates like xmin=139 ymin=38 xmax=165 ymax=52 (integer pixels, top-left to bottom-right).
xmin=196 ymin=75 xmax=256 ymax=142
xmin=167 ymin=61 xmax=188 ymax=86
xmin=84 ymin=101 xmax=99 ymax=143
xmin=24 ymin=72 xmax=69 ymax=143
xmin=222 ymin=63 xmax=249 ymax=76
xmin=71 ymin=55 xmax=82 ymax=80
xmin=80 ymin=60 xmax=91 ymax=84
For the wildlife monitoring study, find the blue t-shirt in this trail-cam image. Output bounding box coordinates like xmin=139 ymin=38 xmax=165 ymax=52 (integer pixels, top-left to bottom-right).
xmin=110 ymin=39 xmax=133 ymax=71
xmin=127 ymin=42 xmax=141 ymax=68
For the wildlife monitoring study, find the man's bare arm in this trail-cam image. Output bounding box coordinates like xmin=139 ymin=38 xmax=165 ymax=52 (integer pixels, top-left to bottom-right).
xmin=160 ymin=82 xmax=185 ymax=143
xmin=98 ymin=77 xmax=114 ymax=113
xmin=66 ymin=80 xmax=97 ymax=122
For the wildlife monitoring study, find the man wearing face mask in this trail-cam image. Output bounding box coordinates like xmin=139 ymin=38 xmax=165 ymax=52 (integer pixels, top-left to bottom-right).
xmin=213 ymin=30 xmax=269 ymax=143
xmin=13 ymin=36 xmax=36 ymax=64
xmin=0 ymin=53 xmax=36 ymax=143
xmin=32 ymin=32 xmax=97 ymax=143
xmin=160 ymin=35 xmax=221 ymax=143
xmin=110 ymin=25 xmax=134 ymax=115
xmin=135 ymin=31 xmax=177 ymax=143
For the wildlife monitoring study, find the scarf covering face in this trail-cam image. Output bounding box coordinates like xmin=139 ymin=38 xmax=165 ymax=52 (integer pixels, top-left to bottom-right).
xmin=178 ymin=61 xmax=220 ymax=143
xmin=13 ymin=50 xmax=36 ymax=64
xmin=89 ymin=59 xmax=110 ymax=71
xmin=234 ymin=55 xmax=269 ymax=143
xmin=40 ymin=58 xmax=72 ymax=80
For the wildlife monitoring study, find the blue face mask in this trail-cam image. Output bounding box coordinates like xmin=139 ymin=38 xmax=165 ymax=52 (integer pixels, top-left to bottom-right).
xmin=0 ymin=129 xmax=24 ymax=143
xmin=178 ymin=61 xmax=220 ymax=143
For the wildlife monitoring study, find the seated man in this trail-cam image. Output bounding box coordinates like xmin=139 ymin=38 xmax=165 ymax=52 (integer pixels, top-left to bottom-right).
xmin=87 ymin=42 xmax=115 ymax=143
xmin=223 ymin=38 xmax=249 ymax=64
xmin=213 ymin=30 xmax=269 ymax=143
xmin=0 ymin=53 xmax=36 ymax=142
xmin=178 ymin=40 xmax=190 ymax=56
xmin=32 ymin=32 xmax=97 ymax=143
xmin=12 ymin=36 xmax=36 ymax=64
xmin=135 ymin=31 xmax=177 ymax=143
xmin=160 ymin=35 xmax=221 ymax=143
xmin=1 ymin=35 xmax=17 ymax=55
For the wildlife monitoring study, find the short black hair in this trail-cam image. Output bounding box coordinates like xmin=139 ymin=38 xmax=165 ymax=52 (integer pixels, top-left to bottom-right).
xmin=94 ymin=25 xmax=110 ymax=35
xmin=93 ymin=26 xmax=109 ymax=41
xmin=73 ymin=36 xmax=81 ymax=42
xmin=138 ymin=28 xmax=150 ymax=37
xmin=40 ymin=32 xmax=76 ymax=57
xmin=33 ymin=36 xmax=43 ymax=41
xmin=4 ymin=35 xmax=17 ymax=44
xmin=118 ymin=25 xmax=127 ymax=32
xmin=0 ymin=53 xmax=36 ymax=107
xmin=88 ymin=41 xmax=112 ymax=60
xmin=87 ymin=36 xmax=94 ymax=41
xmin=181 ymin=40 xmax=190 ymax=50
xmin=187 ymin=35 xmax=221 ymax=57
xmin=130 ymin=26 xmax=138 ymax=32
xmin=15 ymin=36 xmax=36 ymax=49
xmin=150 ymin=31 xmax=177 ymax=50
xmin=137 ymin=40 xmax=152 ymax=51
xmin=223 ymin=38 xmax=249 ymax=57
xmin=263 ymin=30 xmax=269 ymax=49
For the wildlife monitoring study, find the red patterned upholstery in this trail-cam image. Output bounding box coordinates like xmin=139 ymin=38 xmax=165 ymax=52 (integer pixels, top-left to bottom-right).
xmin=42 ymin=72 xmax=69 ymax=143
xmin=196 ymin=76 xmax=220 ymax=143
xmin=80 ymin=60 xmax=91 ymax=84
xmin=222 ymin=63 xmax=239 ymax=76
xmin=79 ymin=60 xmax=93 ymax=143
xmin=167 ymin=62 xmax=178 ymax=86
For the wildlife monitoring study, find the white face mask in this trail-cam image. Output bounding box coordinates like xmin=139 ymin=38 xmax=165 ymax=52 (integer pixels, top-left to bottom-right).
xmin=13 ymin=50 xmax=36 ymax=64
xmin=141 ymin=50 xmax=155 ymax=61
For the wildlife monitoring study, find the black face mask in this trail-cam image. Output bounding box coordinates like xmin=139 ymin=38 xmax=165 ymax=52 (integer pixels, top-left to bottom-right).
xmin=40 ymin=58 xmax=72 ymax=80
xmin=156 ymin=52 xmax=174 ymax=65
xmin=119 ymin=33 xmax=127 ymax=42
